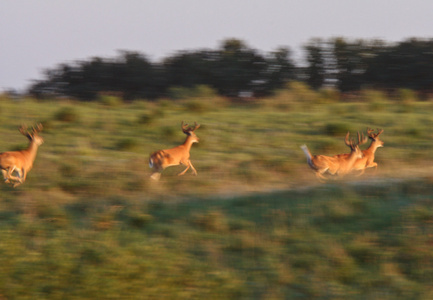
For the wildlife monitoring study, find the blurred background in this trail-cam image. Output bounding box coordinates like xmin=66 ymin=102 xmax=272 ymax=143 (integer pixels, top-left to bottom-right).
xmin=1 ymin=1 xmax=433 ymax=299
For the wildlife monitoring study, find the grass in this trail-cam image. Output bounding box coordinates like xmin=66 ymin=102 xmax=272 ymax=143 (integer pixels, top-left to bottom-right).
xmin=0 ymin=90 xmax=433 ymax=298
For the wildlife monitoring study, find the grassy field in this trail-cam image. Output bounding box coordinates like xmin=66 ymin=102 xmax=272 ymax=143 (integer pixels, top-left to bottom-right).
xmin=0 ymin=88 xmax=433 ymax=299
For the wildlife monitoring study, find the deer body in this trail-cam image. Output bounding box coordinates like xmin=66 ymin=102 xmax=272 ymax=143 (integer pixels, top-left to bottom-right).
xmin=0 ymin=124 xmax=44 ymax=187
xmin=301 ymin=132 xmax=366 ymax=181
xmin=149 ymin=122 xmax=200 ymax=180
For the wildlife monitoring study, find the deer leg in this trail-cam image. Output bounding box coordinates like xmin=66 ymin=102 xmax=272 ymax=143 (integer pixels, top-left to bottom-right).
xmin=6 ymin=167 xmax=22 ymax=184
xmin=370 ymin=162 xmax=378 ymax=174
xmin=315 ymin=171 xmax=327 ymax=183
xmin=178 ymin=163 xmax=190 ymax=176
xmin=11 ymin=169 xmax=24 ymax=188
xmin=1 ymin=169 xmax=9 ymax=183
xmin=21 ymin=168 xmax=27 ymax=182
xmin=150 ymin=172 xmax=161 ymax=181
xmin=189 ymin=161 xmax=197 ymax=176
xmin=356 ymin=169 xmax=366 ymax=176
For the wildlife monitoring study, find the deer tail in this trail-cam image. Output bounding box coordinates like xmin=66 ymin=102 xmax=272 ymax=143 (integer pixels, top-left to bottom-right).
xmin=300 ymin=145 xmax=316 ymax=169
xmin=149 ymin=150 xmax=169 ymax=169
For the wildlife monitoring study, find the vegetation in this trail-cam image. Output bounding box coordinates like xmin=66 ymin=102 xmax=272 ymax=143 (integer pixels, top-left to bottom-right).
xmin=28 ymin=37 xmax=433 ymax=100
xmin=0 ymin=86 xmax=433 ymax=298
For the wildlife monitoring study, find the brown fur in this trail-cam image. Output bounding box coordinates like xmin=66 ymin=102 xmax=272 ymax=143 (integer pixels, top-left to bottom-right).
xmin=149 ymin=122 xmax=200 ymax=180
xmin=0 ymin=124 xmax=44 ymax=187
xmin=336 ymin=128 xmax=384 ymax=175
xmin=301 ymin=132 xmax=366 ymax=181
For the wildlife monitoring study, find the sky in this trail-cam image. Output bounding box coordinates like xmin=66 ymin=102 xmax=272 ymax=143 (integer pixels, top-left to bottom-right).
xmin=1 ymin=0 xmax=432 ymax=91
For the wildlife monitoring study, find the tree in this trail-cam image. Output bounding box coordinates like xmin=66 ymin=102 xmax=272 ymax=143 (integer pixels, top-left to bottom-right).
xmin=304 ymin=39 xmax=326 ymax=89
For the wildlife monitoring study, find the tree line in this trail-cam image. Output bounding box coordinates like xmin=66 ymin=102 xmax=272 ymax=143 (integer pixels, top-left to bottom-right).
xmin=29 ymin=38 xmax=433 ymax=100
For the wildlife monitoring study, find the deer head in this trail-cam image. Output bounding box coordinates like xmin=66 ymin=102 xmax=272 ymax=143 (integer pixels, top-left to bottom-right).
xmin=181 ymin=121 xmax=200 ymax=143
xmin=367 ymin=128 xmax=384 ymax=147
xmin=19 ymin=123 xmax=44 ymax=146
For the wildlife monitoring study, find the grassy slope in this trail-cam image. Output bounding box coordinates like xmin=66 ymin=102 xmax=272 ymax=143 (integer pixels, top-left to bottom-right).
xmin=0 ymin=94 xmax=432 ymax=298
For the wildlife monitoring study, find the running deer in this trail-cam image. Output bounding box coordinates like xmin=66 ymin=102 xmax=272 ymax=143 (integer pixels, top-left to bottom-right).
xmin=149 ymin=121 xmax=200 ymax=180
xmin=338 ymin=128 xmax=384 ymax=175
xmin=301 ymin=132 xmax=367 ymax=181
xmin=0 ymin=124 xmax=44 ymax=187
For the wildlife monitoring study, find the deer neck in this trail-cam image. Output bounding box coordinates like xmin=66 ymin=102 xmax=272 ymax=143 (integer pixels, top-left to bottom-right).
xmin=23 ymin=141 xmax=39 ymax=162
xmin=182 ymin=136 xmax=196 ymax=150
xmin=365 ymin=141 xmax=379 ymax=155
xmin=348 ymin=148 xmax=361 ymax=163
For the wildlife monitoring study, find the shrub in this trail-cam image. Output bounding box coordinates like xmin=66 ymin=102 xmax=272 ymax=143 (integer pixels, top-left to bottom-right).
xmin=55 ymin=107 xmax=78 ymax=122
xmin=192 ymin=210 xmax=229 ymax=233
xmin=397 ymin=88 xmax=417 ymax=103
xmin=324 ymin=122 xmax=352 ymax=136
xmin=318 ymin=88 xmax=340 ymax=103
xmin=287 ymin=81 xmax=319 ymax=103
xmin=184 ymin=100 xmax=209 ymax=113
xmin=115 ymin=138 xmax=139 ymax=151
xmin=161 ymin=126 xmax=176 ymax=139
xmin=362 ymin=89 xmax=388 ymax=111
xmin=137 ymin=113 xmax=155 ymax=125
xmin=127 ymin=211 xmax=154 ymax=229
xmin=168 ymin=86 xmax=191 ymax=100
xmin=192 ymin=85 xmax=217 ymax=98
xmin=98 ymin=93 xmax=123 ymax=107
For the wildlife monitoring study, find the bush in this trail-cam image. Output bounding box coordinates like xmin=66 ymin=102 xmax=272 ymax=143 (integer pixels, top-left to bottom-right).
xmin=184 ymin=100 xmax=209 ymax=113
xmin=324 ymin=122 xmax=352 ymax=136
xmin=137 ymin=113 xmax=155 ymax=125
xmin=318 ymin=88 xmax=340 ymax=103
xmin=287 ymin=81 xmax=319 ymax=103
xmin=55 ymin=107 xmax=78 ymax=122
xmin=397 ymin=88 xmax=417 ymax=103
xmin=98 ymin=93 xmax=123 ymax=107
xmin=168 ymin=86 xmax=191 ymax=100
xmin=115 ymin=138 xmax=138 ymax=151
xmin=161 ymin=126 xmax=176 ymax=139
xmin=127 ymin=211 xmax=154 ymax=229
xmin=362 ymin=89 xmax=388 ymax=111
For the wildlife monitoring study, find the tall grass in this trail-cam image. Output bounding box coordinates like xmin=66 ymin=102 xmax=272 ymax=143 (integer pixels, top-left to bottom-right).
xmin=0 ymin=88 xmax=432 ymax=298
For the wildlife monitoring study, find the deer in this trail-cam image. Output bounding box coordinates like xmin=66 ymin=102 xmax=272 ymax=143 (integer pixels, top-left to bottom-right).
xmin=0 ymin=124 xmax=44 ymax=187
xmin=301 ymin=132 xmax=367 ymax=181
xmin=149 ymin=121 xmax=200 ymax=180
xmin=337 ymin=128 xmax=384 ymax=175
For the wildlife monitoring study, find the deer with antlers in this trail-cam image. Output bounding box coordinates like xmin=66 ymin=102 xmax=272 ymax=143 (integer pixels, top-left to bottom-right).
xmin=301 ymin=132 xmax=367 ymax=181
xmin=0 ymin=124 xmax=44 ymax=187
xmin=337 ymin=128 xmax=384 ymax=175
xmin=149 ymin=121 xmax=200 ymax=180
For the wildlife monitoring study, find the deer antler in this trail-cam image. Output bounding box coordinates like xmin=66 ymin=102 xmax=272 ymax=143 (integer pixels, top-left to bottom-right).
xmin=32 ymin=123 xmax=43 ymax=135
xmin=367 ymin=128 xmax=375 ymax=138
xmin=375 ymin=128 xmax=384 ymax=137
xmin=181 ymin=121 xmax=189 ymax=133
xmin=367 ymin=127 xmax=383 ymax=139
xmin=189 ymin=122 xmax=200 ymax=132
xmin=19 ymin=125 xmax=31 ymax=139
xmin=181 ymin=121 xmax=200 ymax=134
xmin=358 ymin=131 xmax=368 ymax=145
xmin=345 ymin=132 xmax=367 ymax=149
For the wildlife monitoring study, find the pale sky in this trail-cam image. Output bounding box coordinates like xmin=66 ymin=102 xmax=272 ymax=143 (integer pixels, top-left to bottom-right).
xmin=1 ymin=0 xmax=432 ymax=91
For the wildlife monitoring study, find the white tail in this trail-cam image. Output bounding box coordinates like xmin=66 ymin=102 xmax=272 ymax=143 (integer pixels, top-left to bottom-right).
xmin=149 ymin=121 xmax=200 ymax=180
xmin=0 ymin=124 xmax=44 ymax=187
xmin=300 ymin=144 xmax=314 ymax=169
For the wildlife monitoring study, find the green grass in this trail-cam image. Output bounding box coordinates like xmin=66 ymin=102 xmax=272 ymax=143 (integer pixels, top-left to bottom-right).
xmin=0 ymin=92 xmax=433 ymax=298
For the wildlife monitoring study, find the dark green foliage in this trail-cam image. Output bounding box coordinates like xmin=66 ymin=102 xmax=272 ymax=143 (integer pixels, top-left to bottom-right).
xmin=54 ymin=107 xmax=78 ymax=122
xmin=115 ymin=138 xmax=138 ymax=151
xmin=324 ymin=122 xmax=352 ymax=136
xmin=29 ymin=38 xmax=433 ymax=101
